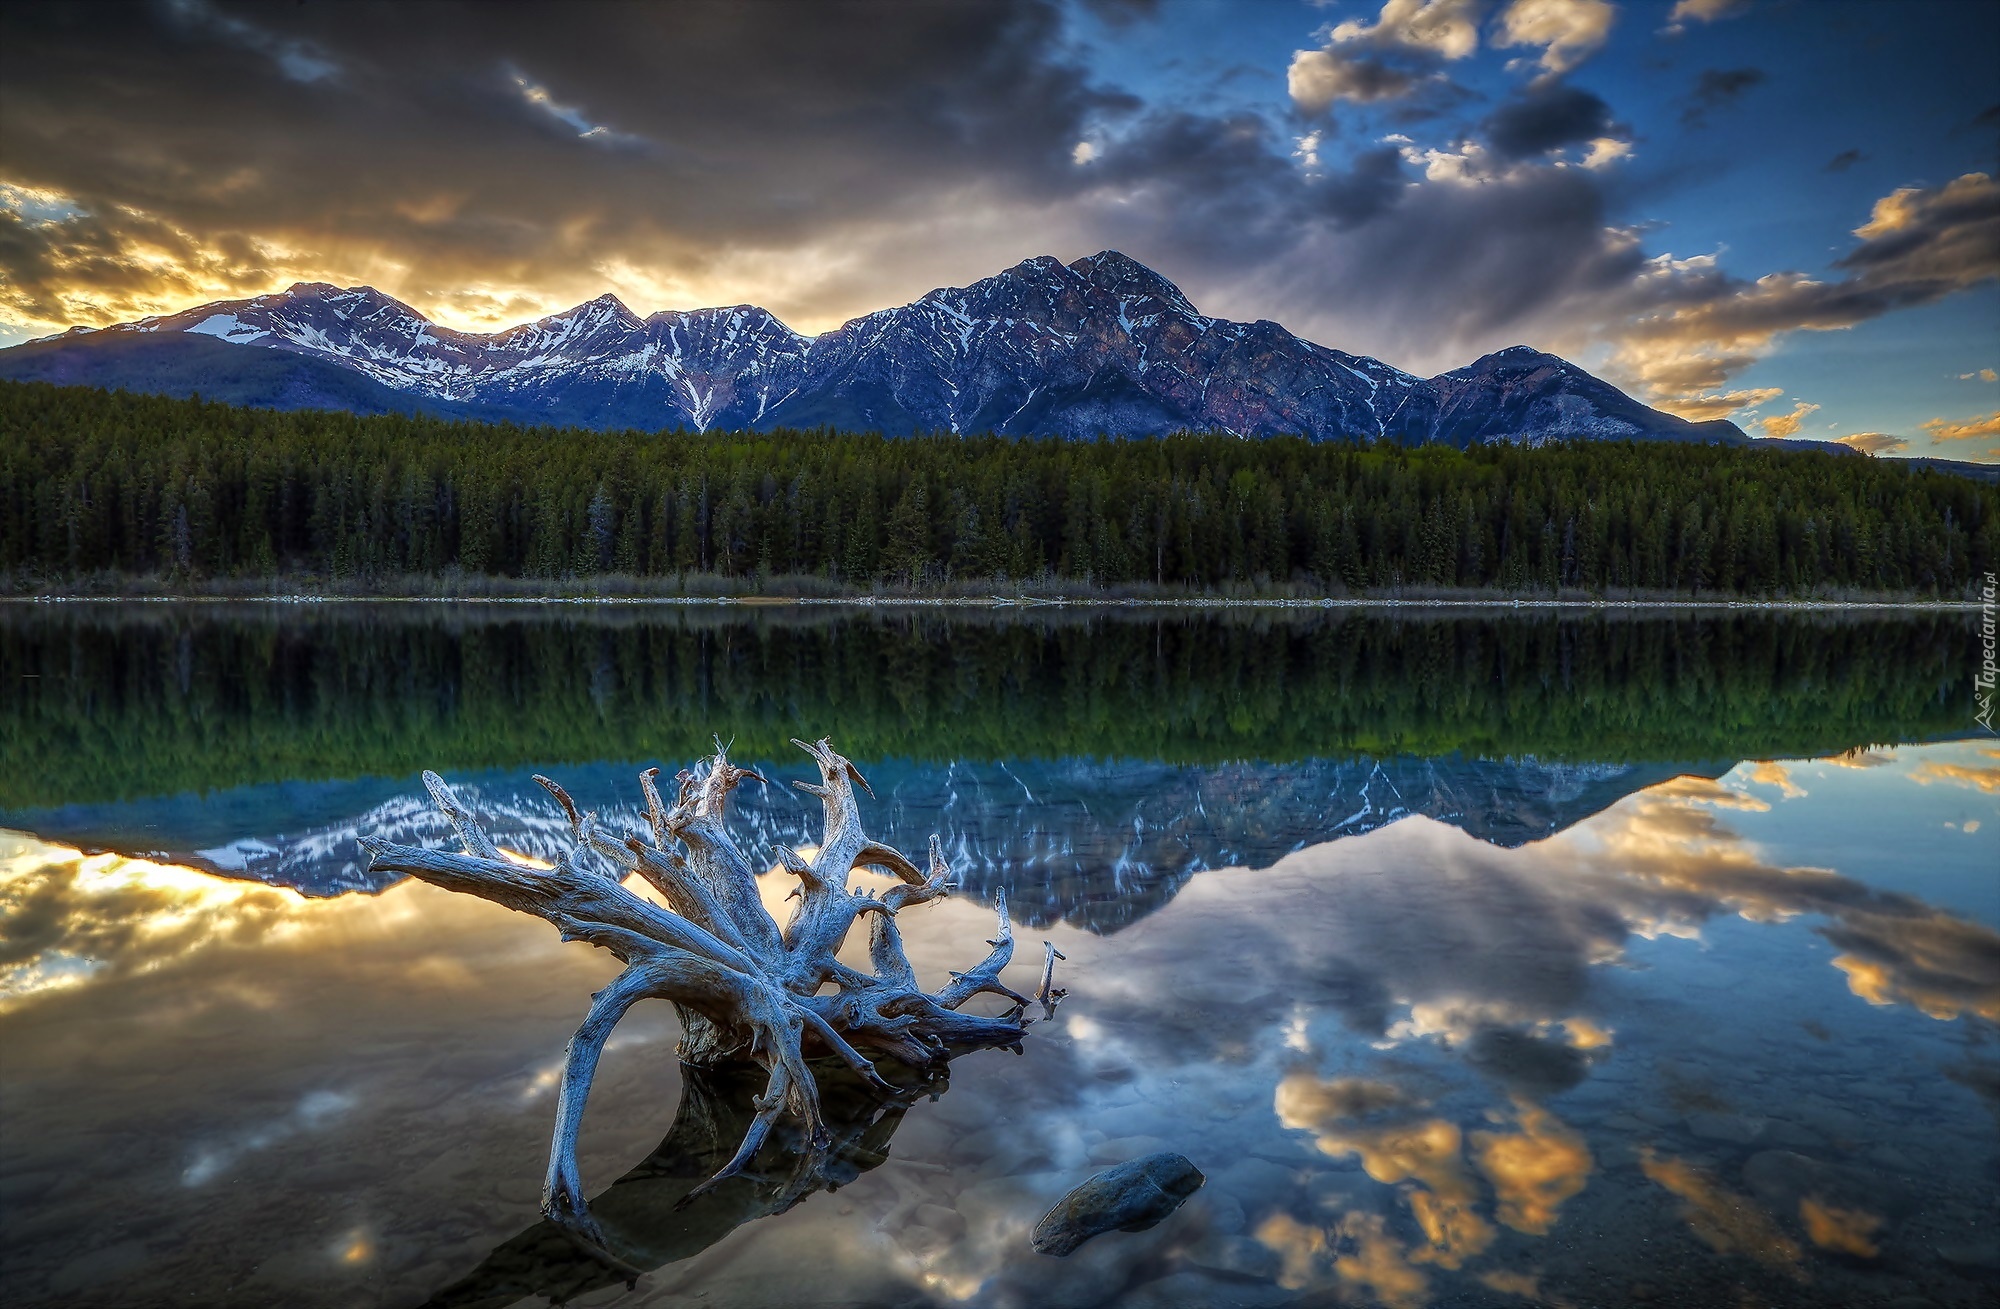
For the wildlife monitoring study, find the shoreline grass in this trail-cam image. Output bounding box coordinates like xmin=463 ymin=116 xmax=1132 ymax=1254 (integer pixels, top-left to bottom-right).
xmin=0 ymin=571 xmax=1980 ymax=609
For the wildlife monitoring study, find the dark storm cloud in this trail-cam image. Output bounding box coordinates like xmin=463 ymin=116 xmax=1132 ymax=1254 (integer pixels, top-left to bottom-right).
xmin=0 ymin=0 xmax=1439 ymax=344
xmin=1226 ymin=162 xmax=1651 ymax=370
xmin=161 ymin=0 xmax=344 ymax=85
xmin=1825 ymin=148 xmax=1865 ymax=172
xmin=1082 ymin=112 xmax=1407 ymax=267
xmin=1833 ymin=172 xmax=2000 ymax=286
xmin=1483 ymin=82 xmax=1621 ymax=160
xmin=1679 ymin=66 xmax=1766 ymax=126
xmin=0 ymin=0 xmax=1695 ymax=377
xmin=1193 ymin=152 xmax=1998 ymax=397
xmin=0 ymin=0 xmax=1126 ymax=325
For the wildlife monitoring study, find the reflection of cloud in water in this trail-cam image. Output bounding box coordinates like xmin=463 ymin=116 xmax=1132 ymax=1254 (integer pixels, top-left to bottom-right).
xmin=1476 ymin=1269 xmax=1544 ymax=1299
xmin=1472 ymin=1103 xmax=1592 ymax=1236
xmin=1640 ymin=1149 xmax=1803 ymax=1272
xmin=1561 ymin=1016 xmax=1613 ymax=1049
xmin=1063 ymin=772 xmax=1996 ymax=1139
xmin=1746 ymin=760 xmax=1807 ymax=799
xmin=1275 ymin=1080 xmax=1490 ymax=1267
xmin=1332 ymin=1212 xmax=1433 ymax=1308
xmin=1256 ymin=1210 xmax=1433 ymax=1306
xmin=183 ymin=1088 xmax=355 ymax=1186
xmin=0 ymin=831 xmax=301 ymax=1008
xmin=1274 ymin=1075 xmax=1414 ymax=1121
xmin=1561 ymin=772 xmax=2000 ymax=1021
xmin=1801 ymin=1197 xmax=1882 ymax=1257
xmin=1274 ymin=1073 xmax=1591 ymax=1275
xmin=1825 ymin=747 xmax=1897 ymax=768
xmin=1909 ymin=754 xmax=2000 ymax=793
xmin=1650 ymin=775 xmax=1771 ymax=811
xmin=0 ymin=835 xmax=671 ymax=1309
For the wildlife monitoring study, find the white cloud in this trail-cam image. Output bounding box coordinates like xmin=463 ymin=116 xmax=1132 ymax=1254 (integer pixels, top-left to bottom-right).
xmin=1959 ymin=367 xmax=1997 ymax=381
xmin=1287 ymin=0 xmax=1483 ymax=109
xmin=1328 ymin=0 xmax=1486 ymax=58
xmin=1579 ymin=137 xmax=1632 ymax=170
xmin=1494 ymin=0 xmax=1616 ymax=75
xmin=1399 ymin=139 xmax=1498 ymax=184
xmin=1288 ymin=49 xmax=1420 ymax=108
xmin=1665 ymin=0 xmax=1750 ymax=34
xmin=1072 ymin=141 xmax=1099 ymax=165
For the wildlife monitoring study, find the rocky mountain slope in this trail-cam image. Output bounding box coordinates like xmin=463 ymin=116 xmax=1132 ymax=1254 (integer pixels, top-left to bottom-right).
xmin=0 ymin=251 xmax=1745 ymax=445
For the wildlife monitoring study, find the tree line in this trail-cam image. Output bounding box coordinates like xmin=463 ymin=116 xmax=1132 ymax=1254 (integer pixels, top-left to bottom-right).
xmin=0 ymin=604 xmax=1972 ymax=807
xmin=3 ymin=380 xmax=1995 ymax=595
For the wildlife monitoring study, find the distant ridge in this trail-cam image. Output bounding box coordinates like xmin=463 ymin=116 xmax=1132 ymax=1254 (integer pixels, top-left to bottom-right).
xmin=0 ymin=251 xmax=1746 ymax=445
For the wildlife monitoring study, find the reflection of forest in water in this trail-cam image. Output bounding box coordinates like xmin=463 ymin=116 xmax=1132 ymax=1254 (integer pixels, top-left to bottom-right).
xmin=2 ymin=603 xmax=1981 ymax=934
xmin=0 ymin=602 xmax=1977 ymax=806
xmin=1 ymin=741 xmax=1995 ymax=1309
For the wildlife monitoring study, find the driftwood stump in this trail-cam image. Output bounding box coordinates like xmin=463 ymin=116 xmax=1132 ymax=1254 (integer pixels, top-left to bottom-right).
xmin=361 ymin=738 xmax=1062 ymax=1243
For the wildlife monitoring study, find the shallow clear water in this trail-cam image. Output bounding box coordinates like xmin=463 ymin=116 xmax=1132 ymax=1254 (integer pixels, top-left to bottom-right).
xmin=1 ymin=603 xmax=1995 ymax=1309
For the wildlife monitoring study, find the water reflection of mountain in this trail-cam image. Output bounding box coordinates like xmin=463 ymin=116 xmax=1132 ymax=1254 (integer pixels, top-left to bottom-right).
xmin=9 ymin=753 xmax=1717 ymax=933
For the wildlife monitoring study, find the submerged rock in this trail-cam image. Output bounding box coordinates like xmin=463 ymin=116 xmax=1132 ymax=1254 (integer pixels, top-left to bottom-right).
xmin=1031 ymin=1152 xmax=1205 ymax=1257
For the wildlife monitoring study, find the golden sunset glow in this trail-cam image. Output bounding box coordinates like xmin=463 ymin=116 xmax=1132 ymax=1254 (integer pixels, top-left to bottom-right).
xmin=0 ymin=829 xmax=305 ymax=1010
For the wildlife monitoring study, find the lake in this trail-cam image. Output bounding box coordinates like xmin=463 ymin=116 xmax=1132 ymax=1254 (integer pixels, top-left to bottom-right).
xmin=1 ymin=602 xmax=1995 ymax=1309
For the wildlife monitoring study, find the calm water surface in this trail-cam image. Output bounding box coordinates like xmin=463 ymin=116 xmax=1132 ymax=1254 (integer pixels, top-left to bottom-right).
xmin=1 ymin=603 xmax=1995 ymax=1309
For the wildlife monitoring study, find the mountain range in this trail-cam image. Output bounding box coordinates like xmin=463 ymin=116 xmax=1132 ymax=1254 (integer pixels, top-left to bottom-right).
xmin=12 ymin=753 xmax=1709 ymax=933
xmin=0 ymin=251 xmax=1751 ymax=445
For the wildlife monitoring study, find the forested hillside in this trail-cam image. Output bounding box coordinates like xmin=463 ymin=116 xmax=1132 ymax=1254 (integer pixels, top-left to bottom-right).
xmin=3 ymin=381 xmax=1994 ymax=595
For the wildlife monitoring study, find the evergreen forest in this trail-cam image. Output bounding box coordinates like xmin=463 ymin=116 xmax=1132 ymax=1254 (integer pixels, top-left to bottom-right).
xmin=3 ymin=381 xmax=1995 ymax=596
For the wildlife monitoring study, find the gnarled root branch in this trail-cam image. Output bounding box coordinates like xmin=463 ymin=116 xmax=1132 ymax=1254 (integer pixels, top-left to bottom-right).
xmin=362 ymin=737 xmax=1063 ymax=1233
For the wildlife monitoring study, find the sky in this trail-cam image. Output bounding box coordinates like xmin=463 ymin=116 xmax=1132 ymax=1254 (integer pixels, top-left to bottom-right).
xmin=0 ymin=0 xmax=1995 ymax=458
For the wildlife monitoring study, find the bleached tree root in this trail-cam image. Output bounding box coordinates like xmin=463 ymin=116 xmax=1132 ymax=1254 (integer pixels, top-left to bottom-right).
xmin=361 ymin=737 xmax=1061 ymax=1238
